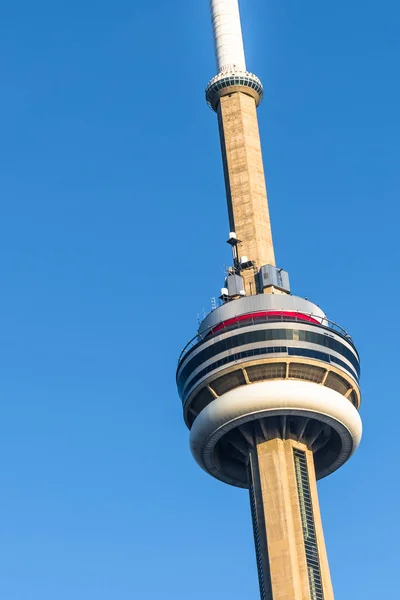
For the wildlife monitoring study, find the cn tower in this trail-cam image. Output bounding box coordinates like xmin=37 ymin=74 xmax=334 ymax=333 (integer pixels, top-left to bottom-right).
xmin=176 ymin=1 xmax=362 ymax=598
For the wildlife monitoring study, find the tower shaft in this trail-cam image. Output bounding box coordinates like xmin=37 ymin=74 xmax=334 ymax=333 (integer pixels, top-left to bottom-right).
xmin=218 ymin=92 xmax=275 ymax=295
xmin=177 ymin=2 xmax=363 ymax=600
xmin=249 ymin=438 xmax=334 ymax=600
xmin=208 ymin=0 xmax=281 ymax=295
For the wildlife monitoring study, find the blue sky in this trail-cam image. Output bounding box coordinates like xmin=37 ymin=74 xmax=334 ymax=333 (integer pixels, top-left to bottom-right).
xmin=0 ymin=0 xmax=398 ymax=598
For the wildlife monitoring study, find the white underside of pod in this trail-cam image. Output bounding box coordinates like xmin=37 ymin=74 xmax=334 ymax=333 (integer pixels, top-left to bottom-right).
xmin=190 ymin=380 xmax=362 ymax=485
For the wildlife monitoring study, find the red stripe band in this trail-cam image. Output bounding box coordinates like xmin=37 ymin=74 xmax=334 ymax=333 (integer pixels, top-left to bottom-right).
xmin=208 ymin=311 xmax=320 ymax=336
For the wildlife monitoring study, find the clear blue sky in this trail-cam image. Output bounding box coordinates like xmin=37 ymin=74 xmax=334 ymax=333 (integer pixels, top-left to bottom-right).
xmin=0 ymin=0 xmax=398 ymax=598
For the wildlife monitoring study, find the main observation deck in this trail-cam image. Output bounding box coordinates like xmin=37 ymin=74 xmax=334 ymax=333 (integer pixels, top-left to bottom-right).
xmin=177 ymin=295 xmax=361 ymax=487
xmin=178 ymin=295 xmax=360 ymax=424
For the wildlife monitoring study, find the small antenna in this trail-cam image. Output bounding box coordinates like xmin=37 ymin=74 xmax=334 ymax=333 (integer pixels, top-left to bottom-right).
xmin=227 ymin=231 xmax=240 ymax=271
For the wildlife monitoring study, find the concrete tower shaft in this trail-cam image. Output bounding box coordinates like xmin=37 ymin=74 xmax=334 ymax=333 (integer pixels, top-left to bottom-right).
xmin=207 ymin=0 xmax=276 ymax=295
xmin=218 ymin=92 xmax=276 ymax=295
xmin=249 ymin=438 xmax=335 ymax=599
xmin=177 ymin=2 xmax=362 ymax=599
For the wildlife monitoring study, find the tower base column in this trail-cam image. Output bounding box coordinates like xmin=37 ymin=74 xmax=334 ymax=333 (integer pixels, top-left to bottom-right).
xmin=249 ymin=437 xmax=334 ymax=599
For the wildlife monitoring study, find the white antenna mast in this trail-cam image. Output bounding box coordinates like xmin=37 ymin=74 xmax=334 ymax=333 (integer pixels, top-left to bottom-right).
xmin=210 ymin=0 xmax=247 ymax=73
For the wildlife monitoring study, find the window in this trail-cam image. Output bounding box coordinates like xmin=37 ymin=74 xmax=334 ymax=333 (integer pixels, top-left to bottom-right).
xmin=248 ymin=461 xmax=273 ymax=600
xmin=293 ymin=449 xmax=324 ymax=600
xmin=178 ymin=327 xmax=360 ymax=400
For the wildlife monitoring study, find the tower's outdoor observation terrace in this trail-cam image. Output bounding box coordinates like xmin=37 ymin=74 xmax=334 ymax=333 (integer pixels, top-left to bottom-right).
xmin=205 ymin=70 xmax=263 ymax=111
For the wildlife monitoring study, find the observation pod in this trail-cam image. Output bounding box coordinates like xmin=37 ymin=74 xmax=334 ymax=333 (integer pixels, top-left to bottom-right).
xmin=177 ymin=294 xmax=362 ymax=489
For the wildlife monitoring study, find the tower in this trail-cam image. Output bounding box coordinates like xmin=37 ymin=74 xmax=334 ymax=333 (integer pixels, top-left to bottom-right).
xmin=176 ymin=1 xmax=362 ymax=598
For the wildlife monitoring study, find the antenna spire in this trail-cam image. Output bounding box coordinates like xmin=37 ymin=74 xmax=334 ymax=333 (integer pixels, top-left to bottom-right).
xmin=210 ymin=0 xmax=247 ymax=73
